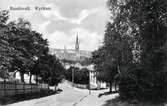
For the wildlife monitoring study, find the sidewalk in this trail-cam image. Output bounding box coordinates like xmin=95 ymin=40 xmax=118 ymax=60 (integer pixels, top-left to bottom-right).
xmin=75 ymin=90 xmax=118 ymax=106
xmin=62 ymin=81 xmax=119 ymax=106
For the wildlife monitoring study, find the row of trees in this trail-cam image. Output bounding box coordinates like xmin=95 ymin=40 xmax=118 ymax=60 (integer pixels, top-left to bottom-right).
xmin=92 ymin=0 xmax=167 ymax=103
xmin=0 ymin=10 xmax=64 ymax=85
xmin=64 ymin=66 xmax=89 ymax=85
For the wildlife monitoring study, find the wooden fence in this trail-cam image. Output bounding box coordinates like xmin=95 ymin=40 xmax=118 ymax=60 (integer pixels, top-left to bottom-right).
xmin=73 ymin=83 xmax=88 ymax=89
xmin=65 ymin=80 xmax=88 ymax=89
xmin=0 ymin=81 xmax=49 ymax=97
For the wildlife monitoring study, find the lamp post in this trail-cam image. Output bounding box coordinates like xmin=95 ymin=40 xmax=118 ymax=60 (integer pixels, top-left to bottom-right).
xmin=72 ymin=68 xmax=74 ymax=87
xmin=89 ymin=70 xmax=91 ymax=95
xmin=72 ymin=65 xmax=75 ymax=87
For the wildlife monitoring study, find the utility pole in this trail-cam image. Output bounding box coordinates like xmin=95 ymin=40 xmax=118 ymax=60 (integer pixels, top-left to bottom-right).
xmin=89 ymin=70 xmax=91 ymax=95
xmin=72 ymin=67 xmax=74 ymax=87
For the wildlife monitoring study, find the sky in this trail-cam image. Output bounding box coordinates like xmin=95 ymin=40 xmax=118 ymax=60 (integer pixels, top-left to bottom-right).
xmin=0 ymin=0 xmax=110 ymax=51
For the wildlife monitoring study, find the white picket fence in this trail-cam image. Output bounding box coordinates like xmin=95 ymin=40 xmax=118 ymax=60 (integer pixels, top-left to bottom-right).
xmin=0 ymin=81 xmax=49 ymax=97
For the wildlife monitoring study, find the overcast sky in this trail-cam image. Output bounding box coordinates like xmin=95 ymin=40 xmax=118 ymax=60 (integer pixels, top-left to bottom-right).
xmin=0 ymin=0 xmax=110 ymax=51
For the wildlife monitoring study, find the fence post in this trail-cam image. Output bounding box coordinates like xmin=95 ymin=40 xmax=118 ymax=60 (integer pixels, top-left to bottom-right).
xmin=48 ymin=84 xmax=49 ymax=91
xmin=31 ymin=84 xmax=32 ymax=93
xmin=15 ymin=81 xmax=17 ymax=95
xmin=23 ymin=83 xmax=25 ymax=94
xmin=4 ymin=79 xmax=6 ymax=96
xmin=41 ymin=84 xmax=42 ymax=91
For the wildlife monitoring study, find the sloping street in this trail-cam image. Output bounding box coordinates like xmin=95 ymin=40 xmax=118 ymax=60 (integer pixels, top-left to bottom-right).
xmin=7 ymin=82 xmax=118 ymax=106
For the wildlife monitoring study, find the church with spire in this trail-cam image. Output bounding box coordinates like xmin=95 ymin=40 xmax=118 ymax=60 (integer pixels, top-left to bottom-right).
xmin=49 ymin=34 xmax=106 ymax=89
xmin=49 ymin=34 xmax=91 ymax=62
xmin=75 ymin=35 xmax=79 ymax=52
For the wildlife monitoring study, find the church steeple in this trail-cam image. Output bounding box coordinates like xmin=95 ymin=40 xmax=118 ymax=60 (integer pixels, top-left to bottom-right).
xmin=75 ymin=34 xmax=79 ymax=52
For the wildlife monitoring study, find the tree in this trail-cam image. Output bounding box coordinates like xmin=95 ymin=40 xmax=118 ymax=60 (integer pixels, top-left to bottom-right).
xmin=74 ymin=68 xmax=89 ymax=84
xmin=92 ymin=21 xmax=132 ymax=92
xmin=6 ymin=19 xmax=36 ymax=82
xmin=107 ymin=0 xmax=167 ymax=103
xmin=27 ymin=31 xmax=49 ymax=83
xmin=0 ymin=10 xmax=64 ymax=87
xmin=6 ymin=18 xmax=49 ymax=83
xmin=64 ymin=67 xmax=89 ymax=84
xmin=34 ymin=54 xmax=65 ymax=86
xmin=0 ymin=10 xmax=20 ymax=79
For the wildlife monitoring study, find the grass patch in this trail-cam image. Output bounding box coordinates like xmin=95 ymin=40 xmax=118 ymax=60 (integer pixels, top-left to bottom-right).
xmin=102 ymin=96 xmax=166 ymax=106
xmin=0 ymin=89 xmax=61 ymax=105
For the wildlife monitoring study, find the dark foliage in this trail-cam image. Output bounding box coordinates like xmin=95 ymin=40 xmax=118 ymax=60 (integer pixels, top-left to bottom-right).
xmin=64 ymin=67 xmax=89 ymax=84
xmin=0 ymin=10 xmax=64 ymax=86
xmin=107 ymin=0 xmax=167 ymax=103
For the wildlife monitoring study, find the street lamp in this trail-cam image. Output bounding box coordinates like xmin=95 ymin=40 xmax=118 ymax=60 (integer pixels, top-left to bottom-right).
xmin=71 ymin=64 xmax=75 ymax=88
xmin=72 ymin=67 xmax=74 ymax=87
xmin=89 ymin=70 xmax=91 ymax=95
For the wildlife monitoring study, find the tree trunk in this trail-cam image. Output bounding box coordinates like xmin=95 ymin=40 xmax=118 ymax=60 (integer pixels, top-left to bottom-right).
xmin=117 ymin=65 xmax=120 ymax=74
xmin=20 ymin=72 xmax=24 ymax=83
xmin=114 ymin=81 xmax=117 ymax=92
xmin=29 ymin=74 xmax=32 ymax=83
xmin=109 ymin=82 xmax=112 ymax=92
xmin=36 ymin=74 xmax=38 ymax=84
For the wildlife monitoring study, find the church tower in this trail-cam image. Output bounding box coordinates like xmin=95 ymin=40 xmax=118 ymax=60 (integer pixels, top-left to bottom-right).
xmin=75 ymin=34 xmax=79 ymax=52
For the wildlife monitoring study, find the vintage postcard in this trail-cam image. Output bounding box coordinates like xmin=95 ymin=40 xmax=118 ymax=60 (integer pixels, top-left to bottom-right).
xmin=0 ymin=0 xmax=166 ymax=106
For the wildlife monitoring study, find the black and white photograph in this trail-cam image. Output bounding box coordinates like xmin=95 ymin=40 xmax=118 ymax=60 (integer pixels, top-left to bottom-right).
xmin=0 ymin=0 xmax=167 ymax=106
